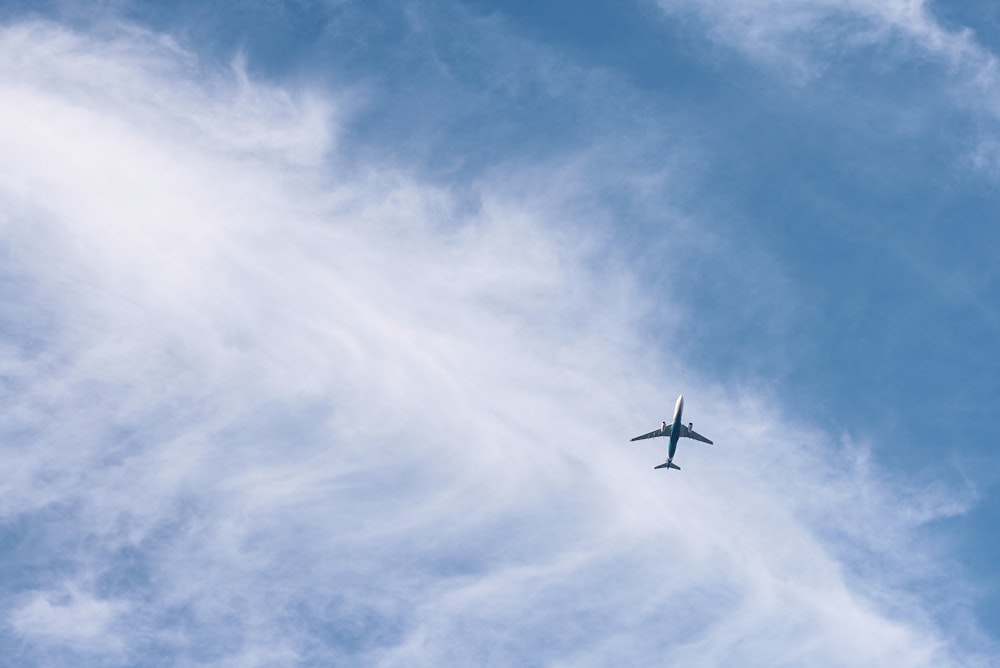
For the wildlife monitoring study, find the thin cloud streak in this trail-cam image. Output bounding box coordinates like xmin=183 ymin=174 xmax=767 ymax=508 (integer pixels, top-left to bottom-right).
xmin=655 ymin=0 xmax=1000 ymax=175
xmin=654 ymin=0 xmax=981 ymax=75
xmin=0 ymin=18 xmax=988 ymax=667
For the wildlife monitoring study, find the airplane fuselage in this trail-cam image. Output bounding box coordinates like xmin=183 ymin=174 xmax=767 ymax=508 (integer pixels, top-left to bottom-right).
xmin=668 ymin=394 xmax=684 ymax=461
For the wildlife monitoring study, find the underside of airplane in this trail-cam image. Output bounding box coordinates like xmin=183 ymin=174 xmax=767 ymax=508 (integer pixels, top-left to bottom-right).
xmin=630 ymin=394 xmax=713 ymax=471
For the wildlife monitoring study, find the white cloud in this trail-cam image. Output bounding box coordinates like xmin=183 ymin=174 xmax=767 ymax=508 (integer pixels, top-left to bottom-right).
xmin=0 ymin=17 xmax=989 ymax=667
xmin=10 ymin=583 xmax=128 ymax=654
xmin=654 ymin=0 xmax=1000 ymax=177
xmin=654 ymin=0 xmax=982 ymax=78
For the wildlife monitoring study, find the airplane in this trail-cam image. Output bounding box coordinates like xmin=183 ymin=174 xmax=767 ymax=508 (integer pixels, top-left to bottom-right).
xmin=630 ymin=394 xmax=713 ymax=470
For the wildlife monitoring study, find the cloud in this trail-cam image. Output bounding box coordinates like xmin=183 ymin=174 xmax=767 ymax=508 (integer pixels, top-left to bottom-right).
xmin=10 ymin=583 xmax=128 ymax=655
xmin=0 ymin=15 xmax=990 ymax=667
xmin=654 ymin=0 xmax=1000 ymax=181
xmin=654 ymin=0 xmax=980 ymax=76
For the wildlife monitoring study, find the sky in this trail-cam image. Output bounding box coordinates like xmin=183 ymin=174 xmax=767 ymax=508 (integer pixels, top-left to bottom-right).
xmin=0 ymin=0 xmax=998 ymax=666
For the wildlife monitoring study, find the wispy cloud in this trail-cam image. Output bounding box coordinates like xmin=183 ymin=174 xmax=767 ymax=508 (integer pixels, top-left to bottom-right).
xmin=10 ymin=583 xmax=128 ymax=654
xmin=0 ymin=15 xmax=989 ymax=667
xmin=655 ymin=0 xmax=1000 ymax=179
xmin=655 ymin=0 xmax=982 ymax=77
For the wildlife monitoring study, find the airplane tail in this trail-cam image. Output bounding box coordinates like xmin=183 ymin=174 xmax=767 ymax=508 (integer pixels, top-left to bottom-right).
xmin=654 ymin=460 xmax=681 ymax=471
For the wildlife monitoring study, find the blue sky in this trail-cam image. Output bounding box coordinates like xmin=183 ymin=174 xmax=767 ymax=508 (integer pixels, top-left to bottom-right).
xmin=1 ymin=0 xmax=998 ymax=665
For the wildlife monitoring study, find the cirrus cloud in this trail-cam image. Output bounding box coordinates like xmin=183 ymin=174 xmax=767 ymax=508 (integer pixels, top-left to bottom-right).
xmin=0 ymin=15 xmax=990 ymax=667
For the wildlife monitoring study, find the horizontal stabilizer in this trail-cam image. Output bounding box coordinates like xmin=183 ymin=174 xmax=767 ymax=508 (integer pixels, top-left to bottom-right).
xmin=654 ymin=461 xmax=681 ymax=471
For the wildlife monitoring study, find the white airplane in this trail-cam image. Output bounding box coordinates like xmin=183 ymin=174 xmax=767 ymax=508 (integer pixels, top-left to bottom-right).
xmin=630 ymin=394 xmax=713 ymax=470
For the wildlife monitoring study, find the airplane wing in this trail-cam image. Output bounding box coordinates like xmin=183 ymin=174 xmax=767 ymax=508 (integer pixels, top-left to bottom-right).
xmin=680 ymin=424 xmax=713 ymax=444
xmin=630 ymin=427 xmax=665 ymax=442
